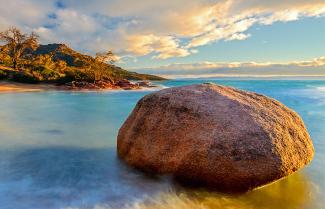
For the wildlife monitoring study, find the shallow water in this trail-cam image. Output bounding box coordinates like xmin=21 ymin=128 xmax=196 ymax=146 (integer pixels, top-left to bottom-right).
xmin=0 ymin=79 xmax=324 ymax=209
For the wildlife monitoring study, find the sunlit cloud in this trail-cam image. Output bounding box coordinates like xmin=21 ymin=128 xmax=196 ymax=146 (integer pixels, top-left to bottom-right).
xmin=0 ymin=0 xmax=325 ymax=60
xmin=124 ymin=34 xmax=190 ymax=59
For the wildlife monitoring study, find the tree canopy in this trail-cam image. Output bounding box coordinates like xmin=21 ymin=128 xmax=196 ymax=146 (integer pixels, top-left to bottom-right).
xmin=0 ymin=27 xmax=39 ymax=69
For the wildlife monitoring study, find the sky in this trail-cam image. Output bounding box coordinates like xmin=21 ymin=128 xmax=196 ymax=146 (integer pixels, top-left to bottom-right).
xmin=0 ymin=0 xmax=325 ymax=78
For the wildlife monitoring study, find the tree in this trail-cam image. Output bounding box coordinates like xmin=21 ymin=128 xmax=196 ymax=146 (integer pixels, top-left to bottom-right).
xmin=85 ymin=50 xmax=118 ymax=82
xmin=95 ymin=51 xmax=118 ymax=65
xmin=0 ymin=27 xmax=39 ymax=70
xmin=55 ymin=60 xmax=67 ymax=73
xmin=94 ymin=51 xmax=118 ymax=81
xmin=0 ymin=45 xmax=11 ymax=65
xmin=32 ymin=54 xmax=56 ymax=70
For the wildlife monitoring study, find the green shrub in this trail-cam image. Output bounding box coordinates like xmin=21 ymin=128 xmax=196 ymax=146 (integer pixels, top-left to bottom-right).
xmin=73 ymin=59 xmax=86 ymax=67
xmin=55 ymin=69 xmax=93 ymax=84
xmin=12 ymin=72 xmax=39 ymax=83
xmin=69 ymin=69 xmax=94 ymax=82
xmin=32 ymin=65 xmax=60 ymax=81
xmin=32 ymin=65 xmax=46 ymax=72
xmin=0 ymin=70 xmax=7 ymax=80
xmin=55 ymin=74 xmax=75 ymax=84
xmin=40 ymin=68 xmax=60 ymax=80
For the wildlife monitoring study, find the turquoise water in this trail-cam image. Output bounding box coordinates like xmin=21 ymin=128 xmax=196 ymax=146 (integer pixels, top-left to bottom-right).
xmin=0 ymin=79 xmax=325 ymax=209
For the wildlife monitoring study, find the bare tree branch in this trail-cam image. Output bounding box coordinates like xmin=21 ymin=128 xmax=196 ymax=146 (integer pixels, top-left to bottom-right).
xmin=0 ymin=27 xmax=39 ymax=70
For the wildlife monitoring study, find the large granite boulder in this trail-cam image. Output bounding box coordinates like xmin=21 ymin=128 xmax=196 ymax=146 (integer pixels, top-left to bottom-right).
xmin=117 ymin=84 xmax=314 ymax=192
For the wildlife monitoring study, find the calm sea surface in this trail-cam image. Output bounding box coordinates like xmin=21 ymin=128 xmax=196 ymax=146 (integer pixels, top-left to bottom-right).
xmin=0 ymin=79 xmax=324 ymax=209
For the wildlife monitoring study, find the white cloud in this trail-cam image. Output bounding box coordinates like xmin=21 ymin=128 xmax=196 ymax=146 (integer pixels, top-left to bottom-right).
xmin=226 ymin=33 xmax=251 ymax=41
xmin=134 ymin=57 xmax=325 ymax=78
xmin=0 ymin=0 xmax=54 ymax=29
xmin=0 ymin=0 xmax=325 ymax=60
xmin=293 ymin=56 xmax=325 ymax=67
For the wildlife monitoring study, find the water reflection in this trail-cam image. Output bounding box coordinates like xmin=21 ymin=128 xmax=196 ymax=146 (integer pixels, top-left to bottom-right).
xmin=119 ymin=173 xmax=313 ymax=209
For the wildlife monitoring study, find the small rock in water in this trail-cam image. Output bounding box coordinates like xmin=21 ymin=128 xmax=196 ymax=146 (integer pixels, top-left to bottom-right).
xmin=117 ymin=84 xmax=314 ymax=192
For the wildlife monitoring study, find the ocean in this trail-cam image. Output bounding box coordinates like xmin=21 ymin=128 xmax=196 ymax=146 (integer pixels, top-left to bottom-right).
xmin=0 ymin=79 xmax=324 ymax=209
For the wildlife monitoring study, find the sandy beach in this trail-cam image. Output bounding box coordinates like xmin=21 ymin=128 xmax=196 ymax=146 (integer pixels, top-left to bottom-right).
xmin=0 ymin=81 xmax=59 ymax=93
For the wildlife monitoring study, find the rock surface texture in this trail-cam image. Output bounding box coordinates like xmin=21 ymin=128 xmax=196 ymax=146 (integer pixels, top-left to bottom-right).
xmin=117 ymin=84 xmax=314 ymax=192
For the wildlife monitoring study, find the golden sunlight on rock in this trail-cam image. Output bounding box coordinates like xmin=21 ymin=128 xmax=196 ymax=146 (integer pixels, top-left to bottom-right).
xmin=118 ymin=173 xmax=312 ymax=209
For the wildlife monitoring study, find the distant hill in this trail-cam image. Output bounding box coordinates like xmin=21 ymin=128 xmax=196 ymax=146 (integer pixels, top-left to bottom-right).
xmin=33 ymin=44 xmax=165 ymax=81
xmin=0 ymin=27 xmax=165 ymax=88
xmin=0 ymin=43 xmax=165 ymax=85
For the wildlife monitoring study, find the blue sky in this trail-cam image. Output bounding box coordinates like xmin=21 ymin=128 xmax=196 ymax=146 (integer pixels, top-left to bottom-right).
xmin=0 ymin=0 xmax=325 ymax=77
xmin=128 ymin=17 xmax=325 ymax=69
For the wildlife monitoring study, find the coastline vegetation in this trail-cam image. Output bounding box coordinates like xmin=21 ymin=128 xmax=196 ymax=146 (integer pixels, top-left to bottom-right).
xmin=0 ymin=27 xmax=164 ymax=88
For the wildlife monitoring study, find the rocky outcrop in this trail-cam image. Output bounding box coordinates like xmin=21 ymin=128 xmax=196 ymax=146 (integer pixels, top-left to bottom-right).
xmin=117 ymin=84 xmax=314 ymax=192
xmin=64 ymin=79 xmax=157 ymax=90
xmin=116 ymin=79 xmax=140 ymax=90
xmin=65 ymin=80 xmax=114 ymax=90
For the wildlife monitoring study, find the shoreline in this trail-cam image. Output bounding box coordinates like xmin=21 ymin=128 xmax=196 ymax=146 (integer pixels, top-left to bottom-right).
xmin=0 ymin=81 xmax=157 ymax=93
